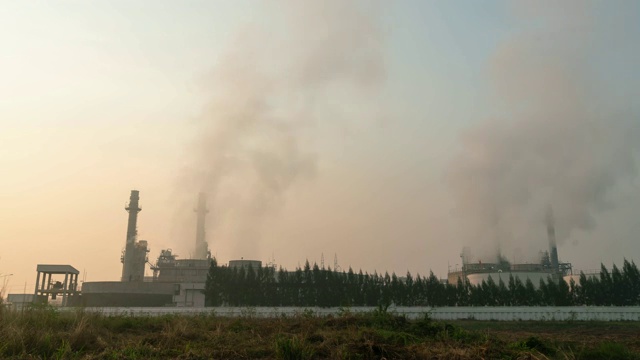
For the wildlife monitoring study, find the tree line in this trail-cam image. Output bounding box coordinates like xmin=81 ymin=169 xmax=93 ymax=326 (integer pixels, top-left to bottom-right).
xmin=204 ymin=258 xmax=640 ymax=307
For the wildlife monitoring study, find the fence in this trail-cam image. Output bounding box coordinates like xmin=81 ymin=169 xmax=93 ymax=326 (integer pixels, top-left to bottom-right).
xmin=61 ymin=306 xmax=640 ymax=321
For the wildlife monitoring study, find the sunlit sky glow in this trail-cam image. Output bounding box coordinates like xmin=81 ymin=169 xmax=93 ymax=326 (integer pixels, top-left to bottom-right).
xmin=1 ymin=1 xmax=639 ymax=294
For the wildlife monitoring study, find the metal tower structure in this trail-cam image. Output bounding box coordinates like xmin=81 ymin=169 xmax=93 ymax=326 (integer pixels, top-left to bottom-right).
xmin=121 ymin=190 xmax=148 ymax=282
xmin=194 ymin=192 xmax=210 ymax=259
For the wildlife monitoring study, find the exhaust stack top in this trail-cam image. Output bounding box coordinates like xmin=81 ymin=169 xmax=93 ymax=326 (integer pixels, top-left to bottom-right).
xmin=125 ymin=190 xmax=141 ymax=245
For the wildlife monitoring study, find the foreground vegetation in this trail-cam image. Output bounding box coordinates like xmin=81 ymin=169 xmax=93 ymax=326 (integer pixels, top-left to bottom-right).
xmin=1 ymin=305 xmax=639 ymax=359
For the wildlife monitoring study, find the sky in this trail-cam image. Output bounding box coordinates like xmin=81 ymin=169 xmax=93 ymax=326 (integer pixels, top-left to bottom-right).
xmin=1 ymin=1 xmax=639 ymax=295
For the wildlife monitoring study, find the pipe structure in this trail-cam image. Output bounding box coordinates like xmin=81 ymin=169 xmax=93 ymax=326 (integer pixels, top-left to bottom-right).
xmin=546 ymin=207 xmax=559 ymax=273
xmin=121 ymin=190 xmax=143 ymax=281
xmin=194 ymin=192 xmax=210 ymax=259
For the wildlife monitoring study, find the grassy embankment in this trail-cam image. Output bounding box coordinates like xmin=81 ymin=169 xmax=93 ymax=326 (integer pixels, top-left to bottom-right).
xmin=0 ymin=305 xmax=639 ymax=359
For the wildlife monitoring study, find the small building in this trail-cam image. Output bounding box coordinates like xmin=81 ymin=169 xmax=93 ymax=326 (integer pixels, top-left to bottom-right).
xmin=6 ymin=294 xmax=46 ymax=310
xmin=173 ymin=282 xmax=205 ymax=307
xmin=228 ymin=259 xmax=262 ymax=270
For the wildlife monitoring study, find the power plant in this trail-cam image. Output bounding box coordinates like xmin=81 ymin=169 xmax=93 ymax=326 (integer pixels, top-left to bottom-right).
xmin=81 ymin=190 xmax=219 ymax=307
xmin=44 ymin=189 xmax=267 ymax=307
xmin=447 ymin=207 xmax=573 ymax=287
xmin=6 ymin=189 xmax=580 ymax=308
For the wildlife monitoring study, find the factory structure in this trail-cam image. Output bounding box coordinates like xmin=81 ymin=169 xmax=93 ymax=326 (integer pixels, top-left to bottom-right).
xmin=447 ymin=208 xmax=573 ymax=287
xmin=5 ymin=189 xmax=581 ymax=309
xmin=81 ymin=191 xmax=575 ymax=306
xmin=79 ymin=190 xmax=261 ymax=307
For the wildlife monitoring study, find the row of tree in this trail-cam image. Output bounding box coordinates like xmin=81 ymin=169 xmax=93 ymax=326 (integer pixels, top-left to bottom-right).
xmin=204 ymin=259 xmax=640 ymax=307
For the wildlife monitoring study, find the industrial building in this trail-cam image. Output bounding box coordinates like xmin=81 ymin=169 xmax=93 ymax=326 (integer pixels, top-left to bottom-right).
xmin=229 ymin=259 xmax=263 ymax=270
xmin=81 ymin=190 xmax=216 ymax=307
xmin=9 ymin=189 xmax=580 ymax=308
xmin=0 ymin=189 xmax=261 ymax=307
xmin=447 ymin=208 xmax=573 ymax=287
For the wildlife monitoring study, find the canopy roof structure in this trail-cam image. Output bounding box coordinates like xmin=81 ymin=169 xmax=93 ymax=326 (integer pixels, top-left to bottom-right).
xmin=36 ymin=264 xmax=79 ymax=275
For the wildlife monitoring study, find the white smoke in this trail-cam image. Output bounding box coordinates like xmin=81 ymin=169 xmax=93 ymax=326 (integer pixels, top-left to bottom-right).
xmin=448 ymin=1 xmax=640 ymax=261
xmin=176 ymin=1 xmax=386 ymax=257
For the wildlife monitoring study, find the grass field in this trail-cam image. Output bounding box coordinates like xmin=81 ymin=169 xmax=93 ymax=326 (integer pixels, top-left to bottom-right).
xmin=1 ymin=305 xmax=639 ymax=359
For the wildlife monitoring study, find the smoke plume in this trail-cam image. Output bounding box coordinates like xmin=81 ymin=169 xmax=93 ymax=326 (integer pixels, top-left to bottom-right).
xmin=176 ymin=1 xmax=385 ymax=257
xmin=448 ymin=2 xmax=640 ymax=262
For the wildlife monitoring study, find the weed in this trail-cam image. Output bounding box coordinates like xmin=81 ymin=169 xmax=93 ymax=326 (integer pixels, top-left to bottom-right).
xmin=53 ymin=340 xmax=72 ymax=360
xmin=241 ymin=306 xmax=257 ymax=318
xmin=509 ymin=336 xmax=555 ymax=356
xmin=1 ymin=307 xmax=639 ymax=359
xmin=301 ymin=308 xmax=315 ymax=319
xmin=577 ymin=342 xmax=638 ymax=360
xmin=371 ymin=329 xmax=420 ymax=346
xmin=338 ymin=306 xmax=352 ymax=317
xmin=275 ymin=335 xmax=314 ymax=360
xmin=408 ymin=314 xmax=442 ymax=337
xmin=364 ymin=307 xmax=408 ymax=331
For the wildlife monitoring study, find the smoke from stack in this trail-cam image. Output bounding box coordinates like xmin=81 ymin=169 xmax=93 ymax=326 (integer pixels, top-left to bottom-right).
xmin=546 ymin=207 xmax=559 ymax=272
xmin=174 ymin=1 xmax=385 ymax=257
xmin=447 ymin=1 xmax=640 ymax=261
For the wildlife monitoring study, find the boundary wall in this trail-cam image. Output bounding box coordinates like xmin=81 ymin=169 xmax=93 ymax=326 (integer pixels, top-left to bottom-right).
xmin=66 ymin=306 xmax=640 ymax=321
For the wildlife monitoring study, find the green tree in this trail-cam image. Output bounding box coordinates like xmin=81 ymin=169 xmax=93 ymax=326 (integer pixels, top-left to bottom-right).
xmin=205 ymin=258 xmax=221 ymax=306
xmin=524 ymin=278 xmax=537 ymax=306
xmin=623 ymin=260 xmax=640 ymax=305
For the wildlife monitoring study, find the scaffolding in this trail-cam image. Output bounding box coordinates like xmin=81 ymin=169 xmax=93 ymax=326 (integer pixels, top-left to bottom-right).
xmin=34 ymin=264 xmax=80 ymax=306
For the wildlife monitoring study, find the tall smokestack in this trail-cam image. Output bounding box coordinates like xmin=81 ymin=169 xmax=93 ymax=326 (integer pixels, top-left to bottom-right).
xmin=121 ymin=190 xmax=144 ymax=281
xmin=194 ymin=192 xmax=210 ymax=259
xmin=546 ymin=206 xmax=559 ymax=273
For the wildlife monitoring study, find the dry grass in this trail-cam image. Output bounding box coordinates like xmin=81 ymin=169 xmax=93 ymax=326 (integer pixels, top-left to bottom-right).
xmin=0 ymin=306 xmax=639 ymax=359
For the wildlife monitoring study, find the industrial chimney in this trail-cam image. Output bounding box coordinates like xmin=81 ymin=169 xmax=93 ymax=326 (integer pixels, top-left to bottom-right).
xmin=121 ymin=190 xmax=148 ymax=282
xmin=546 ymin=206 xmax=559 ymax=274
xmin=194 ymin=192 xmax=210 ymax=259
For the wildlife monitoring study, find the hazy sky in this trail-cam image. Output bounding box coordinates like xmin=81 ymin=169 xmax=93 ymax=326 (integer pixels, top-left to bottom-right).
xmin=1 ymin=1 xmax=639 ymax=294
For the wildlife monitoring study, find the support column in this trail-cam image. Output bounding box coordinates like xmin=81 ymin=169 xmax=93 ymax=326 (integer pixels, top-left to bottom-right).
xmin=34 ymin=271 xmax=41 ymax=295
xmin=62 ymin=273 xmax=69 ymax=306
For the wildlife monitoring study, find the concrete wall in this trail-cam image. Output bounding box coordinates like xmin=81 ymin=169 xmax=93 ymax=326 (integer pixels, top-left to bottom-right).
xmin=81 ymin=281 xmax=175 ymax=307
xmin=82 ymin=281 xmax=175 ymax=294
xmin=72 ymin=306 xmax=640 ymax=321
xmin=466 ymin=272 xmax=552 ymax=287
xmin=228 ymin=260 xmax=262 ymax=269
xmin=173 ymin=283 xmax=205 ymax=307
